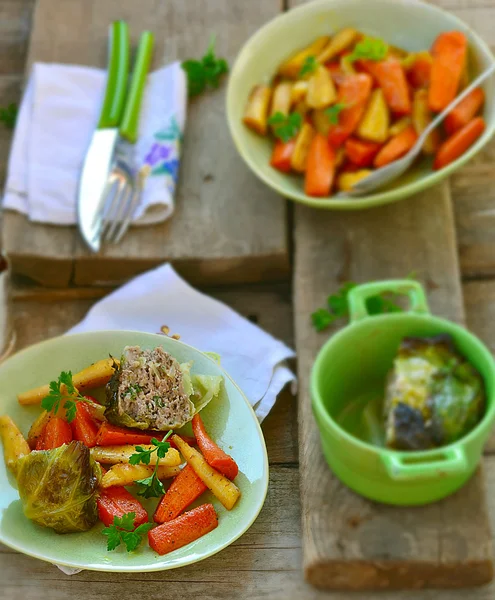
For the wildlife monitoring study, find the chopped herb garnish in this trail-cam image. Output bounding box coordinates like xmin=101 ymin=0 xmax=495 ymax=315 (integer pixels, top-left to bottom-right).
xmin=299 ymin=55 xmax=318 ymax=77
xmin=126 ymin=384 xmax=142 ymax=400
xmin=40 ymin=371 xmax=87 ymax=423
xmin=0 ymin=103 xmax=17 ymax=129
xmin=268 ymin=111 xmax=302 ymax=143
xmin=182 ymin=34 xmax=229 ymax=98
xmin=102 ymin=512 xmax=153 ymax=552
xmin=325 ymin=103 xmax=347 ymax=125
xmin=130 ymin=433 xmax=173 ymax=499
xmin=348 ymin=37 xmax=388 ymax=63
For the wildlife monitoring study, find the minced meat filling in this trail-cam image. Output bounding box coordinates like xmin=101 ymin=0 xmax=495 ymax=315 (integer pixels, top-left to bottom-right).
xmin=116 ymin=346 xmax=193 ymax=430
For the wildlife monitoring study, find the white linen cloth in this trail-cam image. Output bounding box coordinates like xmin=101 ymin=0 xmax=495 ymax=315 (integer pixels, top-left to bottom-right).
xmin=3 ymin=61 xmax=186 ymax=225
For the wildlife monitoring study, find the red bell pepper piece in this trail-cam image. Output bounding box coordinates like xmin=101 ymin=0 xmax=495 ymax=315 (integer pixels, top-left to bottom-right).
xmin=71 ymin=402 xmax=99 ymax=448
xmin=192 ymin=414 xmax=239 ymax=480
xmin=97 ymin=486 xmax=148 ymax=528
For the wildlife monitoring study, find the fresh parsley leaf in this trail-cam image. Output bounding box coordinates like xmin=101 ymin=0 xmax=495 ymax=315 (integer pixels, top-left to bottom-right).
xmin=40 ymin=370 xmax=86 ymax=423
xmin=267 ymin=111 xmax=302 ymax=143
xmin=300 ymin=55 xmax=318 ymax=77
xmin=129 ymin=432 xmax=173 ymax=498
xmin=348 ymin=37 xmax=388 ymax=63
xmin=135 ymin=470 xmax=165 ymax=499
xmin=182 ymin=34 xmax=229 ymax=98
xmin=129 ymin=445 xmax=153 ymax=465
xmin=0 ymin=103 xmax=17 ymax=129
xmin=102 ymin=513 xmax=153 ymax=552
xmin=325 ymin=103 xmax=347 ymax=125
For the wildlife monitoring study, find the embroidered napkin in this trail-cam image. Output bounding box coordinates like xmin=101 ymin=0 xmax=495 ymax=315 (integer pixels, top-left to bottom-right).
xmin=3 ymin=61 xmax=186 ymax=225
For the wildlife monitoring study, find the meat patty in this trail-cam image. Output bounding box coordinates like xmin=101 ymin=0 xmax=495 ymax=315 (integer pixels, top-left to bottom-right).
xmin=105 ymin=346 xmax=194 ymax=430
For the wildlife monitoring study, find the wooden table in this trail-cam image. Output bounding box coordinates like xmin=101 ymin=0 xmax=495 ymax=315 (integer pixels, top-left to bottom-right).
xmin=3 ymin=0 xmax=495 ymax=598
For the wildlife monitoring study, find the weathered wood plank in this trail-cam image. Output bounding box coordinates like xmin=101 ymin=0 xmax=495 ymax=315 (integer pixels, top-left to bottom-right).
xmin=3 ymin=0 xmax=289 ymax=288
xmin=0 ymin=0 xmax=34 ymax=75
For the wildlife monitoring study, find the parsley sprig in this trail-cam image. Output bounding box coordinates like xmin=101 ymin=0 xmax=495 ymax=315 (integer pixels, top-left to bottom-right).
xmin=311 ymin=280 xmax=413 ymax=332
xmin=40 ymin=371 xmax=87 ymax=423
xmin=325 ymin=103 xmax=347 ymax=125
xmin=348 ymin=37 xmax=388 ymax=63
xmin=129 ymin=432 xmax=173 ymax=499
xmin=268 ymin=111 xmax=302 ymax=143
xmin=102 ymin=512 xmax=153 ymax=552
xmin=181 ymin=35 xmax=229 ymax=98
xmin=299 ymin=55 xmax=318 ymax=77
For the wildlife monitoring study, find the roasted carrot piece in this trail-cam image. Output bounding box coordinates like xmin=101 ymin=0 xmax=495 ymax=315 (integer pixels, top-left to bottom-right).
xmin=325 ymin=62 xmax=346 ymax=87
xmin=154 ymin=465 xmax=207 ymax=524
xmin=94 ymin=422 xmax=195 ymax=448
xmin=405 ymin=52 xmax=433 ymax=89
xmin=374 ymin=125 xmax=418 ymax=168
xmin=97 ymin=486 xmax=148 ymax=528
xmin=444 ymin=87 xmax=485 ymax=135
xmin=433 ymin=116 xmax=485 ymax=170
xmin=71 ymin=402 xmax=99 ymax=448
xmin=327 ymin=73 xmax=373 ymax=147
xmin=148 ymin=504 xmax=218 ymax=556
xmin=192 ymin=414 xmax=239 ymax=480
xmin=428 ymin=31 xmax=467 ymax=112
xmin=344 ymin=138 xmax=381 ymax=168
xmin=363 ymin=59 xmax=411 ymax=116
xmin=42 ymin=416 xmax=73 ymax=450
xmin=304 ymin=133 xmax=336 ymax=197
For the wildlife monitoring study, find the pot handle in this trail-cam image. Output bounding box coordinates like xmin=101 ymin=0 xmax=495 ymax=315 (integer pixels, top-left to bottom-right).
xmin=381 ymin=446 xmax=469 ymax=481
xmin=348 ymin=279 xmax=430 ymax=323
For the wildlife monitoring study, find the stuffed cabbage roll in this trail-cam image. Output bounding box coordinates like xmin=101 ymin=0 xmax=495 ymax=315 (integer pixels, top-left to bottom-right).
xmin=16 ymin=441 xmax=101 ymax=533
xmin=384 ymin=335 xmax=485 ymax=450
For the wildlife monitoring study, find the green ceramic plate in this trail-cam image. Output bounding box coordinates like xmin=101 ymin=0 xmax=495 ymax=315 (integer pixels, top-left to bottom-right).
xmin=226 ymin=0 xmax=495 ymax=209
xmin=0 ymin=331 xmax=269 ymax=572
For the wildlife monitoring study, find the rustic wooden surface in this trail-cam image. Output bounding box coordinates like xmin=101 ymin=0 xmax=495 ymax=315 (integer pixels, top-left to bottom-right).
xmin=1 ymin=0 xmax=290 ymax=288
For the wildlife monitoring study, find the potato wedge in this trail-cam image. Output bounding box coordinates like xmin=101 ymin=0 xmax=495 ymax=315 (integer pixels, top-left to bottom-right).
xmin=278 ymin=36 xmax=330 ymax=79
xmin=0 ymin=415 xmax=30 ymax=473
xmin=290 ymin=80 xmax=308 ymax=105
xmin=91 ymin=444 xmax=181 ymax=467
xmin=101 ymin=462 xmax=181 ymax=488
xmin=291 ymin=123 xmax=315 ymax=172
xmin=306 ymin=65 xmax=337 ymax=109
xmin=243 ymin=85 xmax=272 ymax=136
xmin=389 ymin=116 xmax=412 ymax=137
xmin=317 ymin=28 xmax=359 ymax=64
xmin=412 ymin=89 xmax=440 ymax=155
xmin=357 ymin=89 xmax=390 ymax=143
xmin=270 ymin=81 xmax=293 ymax=119
xmin=172 ymin=434 xmax=241 ymax=510
xmin=312 ymin=109 xmax=332 ymax=136
xmin=18 ymin=358 xmax=117 ymax=406
xmin=337 ymin=170 xmax=373 ymax=192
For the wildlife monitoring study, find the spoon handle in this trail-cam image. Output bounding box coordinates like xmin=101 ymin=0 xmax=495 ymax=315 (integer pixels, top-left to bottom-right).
xmin=415 ymin=62 xmax=495 ymax=150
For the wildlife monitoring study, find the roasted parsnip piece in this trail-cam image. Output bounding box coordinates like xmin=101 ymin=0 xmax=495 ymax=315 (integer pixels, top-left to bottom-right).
xmin=290 ymin=80 xmax=308 ymax=105
xmin=270 ymin=81 xmax=293 ymax=119
xmin=101 ymin=463 xmax=181 ymax=488
xmin=278 ymin=36 xmax=330 ymax=79
xmin=412 ymin=89 xmax=440 ymax=154
xmin=317 ymin=28 xmax=359 ymax=64
xmin=357 ymin=89 xmax=390 ymax=143
xmin=293 ymin=99 xmax=309 ymax=119
xmin=389 ymin=116 xmax=412 ymax=137
xmin=291 ymin=122 xmax=316 ymax=172
xmin=243 ymin=84 xmax=272 ymax=135
xmin=91 ymin=444 xmax=181 ymax=467
xmin=312 ymin=108 xmax=332 ymax=136
xmin=0 ymin=415 xmax=30 ymax=474
xmin=306 ymin=65 xmax=337 ymax=109
xmin=337 ymin=170 xmax=373 ymax=192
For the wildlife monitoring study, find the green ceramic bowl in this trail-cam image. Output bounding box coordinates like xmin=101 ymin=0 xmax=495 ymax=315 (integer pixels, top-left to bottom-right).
xmin=226 ymin=0 xmax=495 ymax=210
xmin=0 ymin=331 xmax=269 ymax=572
xmin=311 ymin=280 xmax=495 ymax=505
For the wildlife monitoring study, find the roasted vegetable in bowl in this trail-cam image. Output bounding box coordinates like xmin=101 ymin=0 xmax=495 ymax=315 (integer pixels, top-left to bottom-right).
xmin=243 ymin=28 xmax=486 ymax=198
xmin=384 ymin=335 xmax=485 ymax=450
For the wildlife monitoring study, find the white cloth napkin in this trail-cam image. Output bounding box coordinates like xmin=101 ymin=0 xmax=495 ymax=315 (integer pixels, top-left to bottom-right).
xmin=3 ymin=61 xmax=187 ymax=225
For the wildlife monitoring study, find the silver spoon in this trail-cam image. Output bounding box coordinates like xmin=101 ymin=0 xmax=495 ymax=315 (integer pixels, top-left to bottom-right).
xmin=338 ymin=61 xmax=495 ymax=198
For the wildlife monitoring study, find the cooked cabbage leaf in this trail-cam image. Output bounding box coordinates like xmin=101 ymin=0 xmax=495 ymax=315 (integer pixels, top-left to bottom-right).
xmin=384 ymin=335 xmax=485 ymax=450
xmin=191 ymin=373 xmax=223 ymax=414
xmin=15 ymin=441 xmax=101 ymax=533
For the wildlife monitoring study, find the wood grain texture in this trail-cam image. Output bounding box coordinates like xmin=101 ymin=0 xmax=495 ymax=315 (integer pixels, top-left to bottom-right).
xmin=294 ymin=182 xmax=493 ymax=589
xmin=2 ymin=0 xmax=289 ymax=288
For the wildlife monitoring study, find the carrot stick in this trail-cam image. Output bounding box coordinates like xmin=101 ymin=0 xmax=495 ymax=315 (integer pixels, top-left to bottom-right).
xmin=428 ymin=31 xmax=467 ymax=112
xmin=192 ymin=414 xmax=239 ymax=480
xmin=97 ymin=486 xmax=148 ymax=528
xmin=433 ymin=116 xmax=485 ymax=170
xmin=328 ymin=73 xmax=373 ymax=147
xmin=148 ymin=504 xmax=218 ymax=555
xmin=444 ymin=87 xmax=485 ymax=135
xmin=364 ymin=59 xmax=411 ymax=116
xmin=154 ymin=465 xmax=207 ymax=523
xmin=42 ymin=416 xmax=72 ymax=450
xmin=94 ymin=422 xmax=195 ymax=449
xmin=71 ymin=402 xmax=99 ymax=448
xmin=374 ymin=125 xmax=418 ymax=168
xmin=269 ymin=139 xmax=296 ymax=173
xmin=304 ymin=133 xmax=336 ymax=197
xmin=344 ymin=138 xmax=381 ymax=168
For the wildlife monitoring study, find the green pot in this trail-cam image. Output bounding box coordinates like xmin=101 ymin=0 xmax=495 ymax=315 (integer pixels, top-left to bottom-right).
xmin=311 ymin=280 xmax=495 ymax=505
